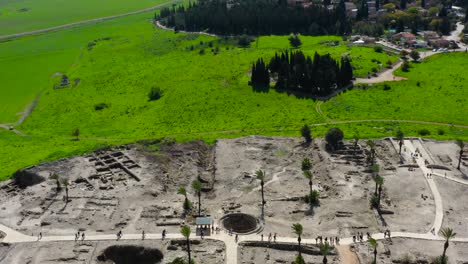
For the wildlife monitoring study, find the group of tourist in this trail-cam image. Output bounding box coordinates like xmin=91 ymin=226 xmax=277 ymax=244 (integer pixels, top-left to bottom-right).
xmin=260 ymin=233 xmax=277 ymax=243
xmin=315 ymin=236 xmax=340 ymax=245
xmin=74 ymin=231 xmax=85 ymax=242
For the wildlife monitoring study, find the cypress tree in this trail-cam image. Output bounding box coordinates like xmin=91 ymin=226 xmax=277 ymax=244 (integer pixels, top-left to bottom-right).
xmin=465 ymin=7 xmax=468 ymax=23
xmin=400 ymin=0 xmax=407 ymax=10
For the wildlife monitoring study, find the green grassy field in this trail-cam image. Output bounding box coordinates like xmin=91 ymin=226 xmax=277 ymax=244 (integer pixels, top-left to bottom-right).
xmin=0 ymin=0 xmax=171 ymax=35
xmin=0 ymin=10 xmax=466 ymax=180
xmin=322 ymin=53 xmax=468 ymax=125
xmin=0 ymin=13 xmax=156 ymax=123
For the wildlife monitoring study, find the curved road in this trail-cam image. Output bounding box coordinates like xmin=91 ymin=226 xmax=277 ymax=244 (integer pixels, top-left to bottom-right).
xmin=0 ymin=0 xmax=180 ymax=41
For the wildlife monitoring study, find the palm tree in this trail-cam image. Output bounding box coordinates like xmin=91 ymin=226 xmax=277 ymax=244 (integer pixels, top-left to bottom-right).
xmin=439 ymin=227 xmax=456 ymax=263
xmin=396 ymin=130 xmax=404 ymax=155
xmin=371 ymin=164 xmax=380 ymax=195
xmin=192 ymin=180 xmax=202 ymax=216
xmin=367 ymin=140 xmax=376 ymax=165
xmin=301 ymin=158 xmax=312 ymax=171
xmin=368 ymin=238 xmax=378 ymax=264
xmin=181 ymin=225 xmax=192 ymax=264
xmin=49 ymin=173 xmax=61 ymax=192
xmin=303 ymin=170 xmax=313 ymax=206
xmin=256 ymin=170 xmax=266 ymax=219
xmin=353 ymin=135 xmax=359 ymax=157
xmin=376 ymin=176 xmax=384 ymax=209
xmin=457 ymin=140 xmax=464 ymax=170
xmin=292 ymin=223 xmax=303 ymax=256
xmin=61 ymin=178 xmax=69 ymax=203
xmin=319 ymin=242 xmax=332 ymax=264
xmin=177 ymin=187 xmax=191 ymax=213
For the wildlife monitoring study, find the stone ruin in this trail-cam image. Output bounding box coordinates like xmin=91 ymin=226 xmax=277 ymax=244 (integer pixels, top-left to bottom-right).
xmin=85 ymin=147 xmax=142 ymax=190
xmin=220 ymin=213 xmax=262 ymax=234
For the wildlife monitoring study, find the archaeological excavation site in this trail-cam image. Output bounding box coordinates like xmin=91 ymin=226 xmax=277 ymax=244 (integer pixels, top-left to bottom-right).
xmin=0 ymin=136 xmax=467 ymax=263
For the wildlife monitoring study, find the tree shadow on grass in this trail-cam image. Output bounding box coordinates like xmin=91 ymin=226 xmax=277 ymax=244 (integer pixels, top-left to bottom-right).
xmin=251 ymin=84 xmax=270 ymax=93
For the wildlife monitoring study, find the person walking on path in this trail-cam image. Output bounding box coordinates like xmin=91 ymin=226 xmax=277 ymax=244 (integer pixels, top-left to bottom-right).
xmin=38 ymin=232 xmax=42 ymax=241
xmin=162 ymin=229 xmax=166 ymax=240
xmin=81 ymin=233 xmax=85 ymax=242
xmin=142 ymin=230 xmax=145 ymax=240
xmin=274 ymin=233 xmax=277 ymax=243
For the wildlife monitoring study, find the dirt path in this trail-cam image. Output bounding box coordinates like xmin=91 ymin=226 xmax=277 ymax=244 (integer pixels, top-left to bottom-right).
xmin=155 ymin=20 xmax=218 ymax=37
xmin=336 ymin=245 xmax=360 ymax=264
xmin=0 ymin=92 xmax=41 ymax=137
xmin=0 ymin=0 xmax=180 ymax=41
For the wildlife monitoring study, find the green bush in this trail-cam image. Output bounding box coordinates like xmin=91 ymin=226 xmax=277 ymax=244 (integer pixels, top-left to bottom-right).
xmin=304 ymin=190 xmax=320 ymax=205
xmin=148 ymin=87 xmax=163 ymax=101
xmin=370 ymin=194 xmax=379 ymax=208
xmin=374 ymin=46 xmax=383 ymax=53
xmin=418 ymin=129 xmax=431 ymax=136
xmin=437 ymin=129 xmax=445 ymax=135
xmin=94 ymin=103 xmax=108 ymax=111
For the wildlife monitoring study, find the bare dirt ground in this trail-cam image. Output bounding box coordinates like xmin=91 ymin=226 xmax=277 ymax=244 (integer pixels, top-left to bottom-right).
xmin=0 ymin=136 xmax=466 ymax=263
xmin=0 ymin=239 xmax=224 ymax=264
xmin=436 ymin=178 xmax=468 ymax=238
xmin=354 ymin=237 xmax=468 ymax=263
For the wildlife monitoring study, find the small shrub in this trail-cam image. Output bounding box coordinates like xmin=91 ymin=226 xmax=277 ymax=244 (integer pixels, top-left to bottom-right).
xmin=148 ymin=87 xmax=163 ymax=101
xmin=304 ymin=190 xmax=320 ymax=205
xmin=386 ymin=59 xmax=392 ymax=68
xmin=94 ymin=103 xmax=108 ymax=111
xmin=237 ymin=35 xmax=254 ymax=48
xmin=437 ymin=129 xmax=445 ymax=135
xmin=374 ymin=46 xmax=383 ymax=53
xmin=402 ymin=61 xmax=410 ymax=72
xmin=199 ymin=49 xmax=205 ymax=55
xmin=418 ymin=129 xmax=431 ymax=136
xmin=288 ymin=34 xmax=302 ymax=48
xmin=370 ymin=194 xmax=379 ymax=208
xmin=383 ymin=84 xmax=391 ymax=90
xmin=416 ymin=81 xmax=420 ymax=87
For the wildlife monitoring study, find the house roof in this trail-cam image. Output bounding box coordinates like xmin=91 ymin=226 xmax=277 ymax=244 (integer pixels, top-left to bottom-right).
xmin=196 ymin=217 xmax=213 ymax=225
xmin=393 ymin=32 xmax=416 ymax=39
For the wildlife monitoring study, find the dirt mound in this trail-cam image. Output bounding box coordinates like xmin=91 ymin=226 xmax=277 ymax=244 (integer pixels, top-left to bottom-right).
xmin=13 ymin=168 xmax=45 ymax=188
xmin=96 ymin=245 xmax=163 ymax=264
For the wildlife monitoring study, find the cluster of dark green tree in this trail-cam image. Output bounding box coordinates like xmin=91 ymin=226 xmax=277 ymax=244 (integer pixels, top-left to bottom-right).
xmin=250 ymin=51 xmax=353 ymax=97
xmin=156 ymin=0 xmax=351 ymax=36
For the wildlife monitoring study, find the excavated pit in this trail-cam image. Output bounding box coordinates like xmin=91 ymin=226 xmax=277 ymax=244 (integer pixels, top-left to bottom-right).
xmin=96 ymin=245 xmax=163 ymax=264
xmin=220 ymin=213 xmax=262 ymax=234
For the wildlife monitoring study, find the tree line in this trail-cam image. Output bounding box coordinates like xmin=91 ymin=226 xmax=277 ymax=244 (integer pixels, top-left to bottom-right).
xmin=156 ymin=0 xmax=351 ymax=36
xmin=250 ymin=50 xmax=353 ymax=97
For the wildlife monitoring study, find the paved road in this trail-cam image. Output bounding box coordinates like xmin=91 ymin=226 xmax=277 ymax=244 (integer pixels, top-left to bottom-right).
xmin=0 ymin=0 xmax=180 ymax=41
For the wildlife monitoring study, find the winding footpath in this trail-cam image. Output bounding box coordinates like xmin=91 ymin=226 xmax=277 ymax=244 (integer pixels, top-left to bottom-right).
xmin=1 ymin=138 xmax=468 ymax=263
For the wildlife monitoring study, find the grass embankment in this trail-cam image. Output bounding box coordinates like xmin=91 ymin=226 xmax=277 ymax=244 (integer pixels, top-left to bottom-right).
xmin=0 ymin=12 xmax=466 ymax=180
xmin=0 ymin=0 xmax=171 ymax=35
